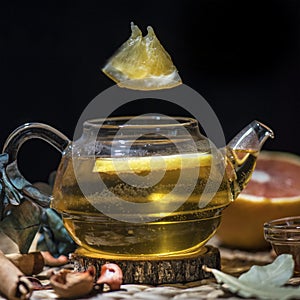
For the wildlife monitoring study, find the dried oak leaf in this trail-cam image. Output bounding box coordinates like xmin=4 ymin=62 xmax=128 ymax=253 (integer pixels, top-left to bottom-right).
xmin=50 ymin=266 xmax=95 ymax=298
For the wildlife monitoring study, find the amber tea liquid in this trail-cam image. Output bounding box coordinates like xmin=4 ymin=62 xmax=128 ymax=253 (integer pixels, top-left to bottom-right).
xmin=51 ymin=151 xmax=253 ymax=259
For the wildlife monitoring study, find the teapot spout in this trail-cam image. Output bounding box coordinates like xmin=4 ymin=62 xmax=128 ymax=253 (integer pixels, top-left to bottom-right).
xmin=226 ymin=120 xmax=274 ymax=197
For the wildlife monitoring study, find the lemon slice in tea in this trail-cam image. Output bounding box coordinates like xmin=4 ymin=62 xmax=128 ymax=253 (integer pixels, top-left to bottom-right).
xmin=102 ymin=22 xmax=182 ymax=90
xmin=93 ymin=153 xmax=212 ymax=174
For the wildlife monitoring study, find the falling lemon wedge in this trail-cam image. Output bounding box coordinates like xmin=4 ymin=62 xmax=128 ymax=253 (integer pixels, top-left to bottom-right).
xmin=102 ymin=22 xmax=182 ymax=90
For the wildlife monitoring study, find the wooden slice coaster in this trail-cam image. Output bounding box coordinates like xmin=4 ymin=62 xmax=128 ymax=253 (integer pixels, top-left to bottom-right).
xmin=71 ymin=245 xmax=220 ymax=285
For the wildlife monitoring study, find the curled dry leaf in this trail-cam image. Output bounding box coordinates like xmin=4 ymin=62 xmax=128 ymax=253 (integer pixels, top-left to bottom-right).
xmin=15 ymin=277 xmax=33 ymax=300
xmin=41 ymin=251 xmax=69 ymax=267
xmin=96 ymin=263 xmax=123 ymax=291
xmin=50 ymin=266 xmax=95 ymax=298
xmin=24 ymin=277 xmax=51 ymax=290
xmin=50 ymin=263 xmax=123 ymax=298
xmin=0 ymin=250 xmax=33 ymax=300
xmin=6 ymin=252 xmax=44 ymax=276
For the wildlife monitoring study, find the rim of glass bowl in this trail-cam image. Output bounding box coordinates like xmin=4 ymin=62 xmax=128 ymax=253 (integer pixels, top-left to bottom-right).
xmin=264 ymin=216 xmax=300 ymax=243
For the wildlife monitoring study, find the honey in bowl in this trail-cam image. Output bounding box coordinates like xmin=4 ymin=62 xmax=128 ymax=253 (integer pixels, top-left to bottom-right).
xmin=264 ymin=216 xmax=300 ymax=274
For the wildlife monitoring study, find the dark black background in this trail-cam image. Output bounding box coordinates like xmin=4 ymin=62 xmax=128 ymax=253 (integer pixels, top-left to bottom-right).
xmin=1 ymin=0 xmax=300 ymax=182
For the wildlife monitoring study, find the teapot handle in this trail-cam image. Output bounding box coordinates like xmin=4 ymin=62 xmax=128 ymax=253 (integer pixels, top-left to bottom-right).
xmin=2 ymin=122 xmax=70 ymax=207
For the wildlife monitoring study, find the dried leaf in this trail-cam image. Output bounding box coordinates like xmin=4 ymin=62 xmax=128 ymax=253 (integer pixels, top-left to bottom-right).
xmin=239 ymin=254 xmax=294 ymax=286
xmin=50 ymin=267 xmax=95 ymax=298
xmin=204 ymin=254 xmax=300 ymax=300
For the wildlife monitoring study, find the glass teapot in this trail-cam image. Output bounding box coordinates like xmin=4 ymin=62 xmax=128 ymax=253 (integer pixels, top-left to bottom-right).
xmin=2 ymin=116 xmax=273 ymax=259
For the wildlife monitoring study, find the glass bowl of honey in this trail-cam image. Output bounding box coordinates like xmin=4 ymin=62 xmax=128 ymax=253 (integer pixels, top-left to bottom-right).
xmin=264 ymin=216 xmax=300 ymax=274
